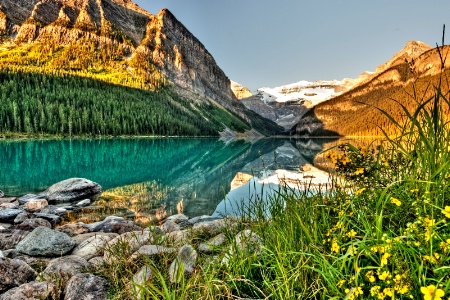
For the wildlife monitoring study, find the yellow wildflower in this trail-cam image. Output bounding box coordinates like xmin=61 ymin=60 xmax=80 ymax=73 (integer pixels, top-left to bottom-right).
xmin=346 ymin=229 xmax=357 ymax=238
xmin=383 ymin=287 xmax=393 ymax=297
xmin=390 ymin=197 xmax=402 ymax=206
xmin=382 ymin=159 xmax=389 ymax=167
xmin=370 ymin=286 xmax=381 ymax=296
xmin=366 ymin=270 xmax=376 ymax=283
xmin=340 ymin=155 xmax=350 ymax=165
xmin=420 ymin=285 xmax=445 ymax=300
xmin=337 ymin=279 xmax=346 ymax=287
xmin=442 ymin=206 xmax=450 ymax=218
xmin=360 ymin=147 xmax=368 ymax=156
xmin=398 ymin=284 xmax=409 ymax=294
xmin=331 ymin=239 xmax=340 ymax=253
xmin=380 ymin=253 xmax=391 ymax=267
xmin=355 ymin=168 xmax=364 ymax=175
xmin=424 ymin=218 xmax=435 ymax=227
xmin=355 ymin=187 xmax=366 ymax=196
xmin=410 ymin=188 xmax=419 ymax=193
xmin=378 ymin=270 xmax=390 ymax=281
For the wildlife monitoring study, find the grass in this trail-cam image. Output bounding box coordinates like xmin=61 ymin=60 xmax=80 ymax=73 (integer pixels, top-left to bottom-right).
xmin=88 ymin=51 xmax=450 ymax=299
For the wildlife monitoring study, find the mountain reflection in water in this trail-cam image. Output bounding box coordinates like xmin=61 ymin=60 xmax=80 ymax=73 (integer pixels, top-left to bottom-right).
xmin=0 ymin=137 xmax=338 ymax=224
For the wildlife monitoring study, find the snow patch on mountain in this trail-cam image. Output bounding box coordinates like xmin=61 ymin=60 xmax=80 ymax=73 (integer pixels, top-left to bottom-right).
xmin=255 ymin=79 xmax=356 ymax=107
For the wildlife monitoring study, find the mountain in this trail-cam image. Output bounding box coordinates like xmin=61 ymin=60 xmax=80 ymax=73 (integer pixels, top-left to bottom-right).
xmin=0 ymin=0 xmax=283 ymax=136
xmin=294 ymin=41 xmax=450 ymax=137
xmin=232 ymin=78 xmax=357 ymax=131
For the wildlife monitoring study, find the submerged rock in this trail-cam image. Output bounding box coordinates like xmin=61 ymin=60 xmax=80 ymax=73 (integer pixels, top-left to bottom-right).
xmin=45 ymin=178 xmax=102 ymax=203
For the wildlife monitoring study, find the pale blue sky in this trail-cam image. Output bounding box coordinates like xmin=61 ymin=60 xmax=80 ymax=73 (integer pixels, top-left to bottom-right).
xmin=134 ymin=0 xmax=450 ymax=90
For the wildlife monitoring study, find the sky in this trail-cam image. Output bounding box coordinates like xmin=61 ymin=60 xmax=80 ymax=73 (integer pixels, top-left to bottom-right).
xmin=134 ymin=0 xmax=450 ymax=91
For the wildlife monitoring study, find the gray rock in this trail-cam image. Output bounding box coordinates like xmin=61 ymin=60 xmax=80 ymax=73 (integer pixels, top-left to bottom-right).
xmin=4 ymin=252 xmax=51 ymax=270
xmin=14 ymin=212 xmax=35 ymax=224
xmin=75 ymin=199 xmax=91 ymax=207
xmin=64 ymin=274 xmax=108 ymax=300
xmin=0 ymin=258 xmax=37 ymax=293
xmin=131 ymin=245 xmax=176 ymax=259
xmin=235 ymin=230 xmax=263 ymax=254
xmin=45 ymin=178 xmax=102 ymax=203
xmin=192 ymin=218 xmax=228 ymax=236
xmin=16 ymin=226 xmax=77 ymax=257
xmin=161 ymin=220 xmax=180 ymax=233
xmin=0 ymin=222 xmax=12 ymax=229
xmin=143 ymin=226 xmax=164 ymax=235
xmin=0 ymin=190 xmax=3 ymax=198
xmin=17 ymin=218 xmax=52 ymax=231
xmin=88 ymin=256 xmax=105 ymax=269
xmin=85 ymin=216 xmax=141 ymax=233
xmin=24 ymin=199 xmax=48 ymax=212
xmin=56 ymin=223 xmax=90 ymax=237
xmin=168 ymin=244 xmax=197 ymax=283
xmin=0 ymin=208 xmax=23 ymax=222
xmin=18 ymin=194 xmax=43 ymax=205
xmin=198 ymin=233 xmax=226 ymax=254
xmin=0 ymin=281 xmax=56 ymax=300
xmin=132 ymin=266 xmax=153 ymax=298
xmin=104 ymin=231 xmax=154 ymax=263
xmin=0 ymin=250 xmax=3 ymax=259
xmin=0 ymin=229 xmax=29 ymax=250
xmin=71 ymin=232 xmax=119 ymax=244
xmin=187 ymin=215 xmax=218 ymax=226
xmin=166 ymin=214 xmax=189 ymax=224
xmin=41 ymin=255 xmax=89 ymax=282
xmin=72 ymin=234 xmax=115 ymax=260
xmin=33 ymin=213 xmax=62 ymax=227
xmin=166 ymin=230 xmax=192 ymax=246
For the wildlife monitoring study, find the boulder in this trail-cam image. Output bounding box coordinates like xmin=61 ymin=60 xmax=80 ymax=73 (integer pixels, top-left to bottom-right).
xmin=88 ymin=256 xmax=105 ymax=269
xmin=0 ymin=201 xmax=19 ymax=209
xmin=71 ymin=232 xmax=119 ymax=244
xmin=33 ymin=213 xmax=62 ymax=227
xmin=0 ymin=229 xmax=29 ymax=250
xmin=161 ymin=220 xmax=180 ymax=233
xmin=192 ymin=218 xmax=228 ymax=236
xmin=64 ymin=274 xmax=108 ymax=300
xmin=75 ymin=199 xmax=91 ymax=207
xmin=14 ymin=212 xmax=35 ymax=224
xmin=18 ymin=194 xmax=44 ymax=205
xmin=132 ymin=266 xmax=153 ymax=298
xmin=41 ymin=255 xmax=89 ymax=282
xmin=17 ymin=218 xmax=52 ymax=231
xmin=24 ymin=199 xmax=48 ymax=212
xmin=0 ymin=208 xmax=23 ymax=222
xmin=198 ymin=233 xmax=226 ymax=254
xmin=104 ymin=231 xmax=154 ymax=263
xmin=72 ymin=235 xmax=116 ymax=260
xmin=0 ymin=281 xmax=56 ymax=300
xmin=168 ymin=244 xmax=197 ymax=283
xmin=56 ymin=223 xmax=90 ymax=237
xmin=45 ymin=178 xmax=102 ymax=203
xmin=166 ymin=230 xmax=192 ymax=246
xmin=131 ymin=245 xmax=176 ymax=259
xmin=0 ymin=197 xmax=17 ymax=205
xmin=0 ymin=258 xmax=37 ymax=293
xmin=85 ymin=216 xmax=141 ymax=233
xmin=16 ymin=226 xmax=77 ymax=257
xmin=166 ymin=214 xmax=189 ymax=224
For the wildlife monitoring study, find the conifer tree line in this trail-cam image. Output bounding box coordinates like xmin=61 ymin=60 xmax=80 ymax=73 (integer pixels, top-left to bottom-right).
xmin=0 ymin=70 xmax=250 ymax=136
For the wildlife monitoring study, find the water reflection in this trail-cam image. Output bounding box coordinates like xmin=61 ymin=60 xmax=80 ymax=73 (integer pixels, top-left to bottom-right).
xmin=0 ymin=137 xmax=338 ymax=223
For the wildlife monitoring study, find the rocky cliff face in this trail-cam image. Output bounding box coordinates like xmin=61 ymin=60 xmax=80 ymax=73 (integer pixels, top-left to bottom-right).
xmin=0 ymin=0 xmax=244 ymax=120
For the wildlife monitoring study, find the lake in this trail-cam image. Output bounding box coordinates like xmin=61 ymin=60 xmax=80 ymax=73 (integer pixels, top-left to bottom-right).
xmin=0 ymin=137 xmax=337 ymax=223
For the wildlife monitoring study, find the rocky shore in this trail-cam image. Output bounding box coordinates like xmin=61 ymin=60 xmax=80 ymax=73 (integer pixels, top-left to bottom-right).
xmin=0 ymin=178 xmax=262 ymax=299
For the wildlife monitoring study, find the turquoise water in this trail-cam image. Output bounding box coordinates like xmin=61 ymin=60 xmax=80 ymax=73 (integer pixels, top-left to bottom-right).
xmin=0 ymin=138 xmax=335 ymax=220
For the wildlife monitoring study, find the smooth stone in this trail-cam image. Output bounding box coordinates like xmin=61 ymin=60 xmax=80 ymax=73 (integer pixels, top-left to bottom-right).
xmin=17 ymin=218 xmax=52 ymax=231
xmin=71 ymin=232 xmax=119 ymax=244
xmin=104 ymin=231 xmax=154 ymax=263
xmin=64 ymin=274 xmax=108 ymax=300
xmin=168 ymin=244 xmax=197 ymax=283
xmin=0 ymin=281 xmax=56 ymax=300
xmin=72 ymin=235 xmax=115 ymax=260
xmin=133 ymin=266 xmax=153 ymax=298
xmin=18 ymin=194 xmax=43 ymax=205
xmin=45 ymin=178 xmax=102 ymax=203
xmin=88 ymin=256 xmax=105 ymax=269
xmin=76 ymin=199 xmax=91 ymax=207
xmin=161 ymin=220 xmax=180 ymax=233
xmin=16 ymin=226 xmax=77 ymax=257
xmin=0 ymin=197 xmax=17 ymax=205
xmin=0 ymin=229 xmax=29 ymax=250
xmin=165 ymin=230 xmax=192 ymax=246
xmin=0 ymin=258 xmax=37 ymax=293
xmin=198 ymin=233 xmax=226 ymax=254
xmin=166 ymin=214 xmax=189 ymax=224
xmin=41 ymin=255 xmax=89 ymax=282
xmin=0 ymin=208 xmax=23 ymax=222
xmin=187 ymin=215 xmax=217 ymax=226
xmin=131 ymin=245 xmax=176 ymax=259
xmin=56 ymin=223 xmax=90 ymax=237
xmin=85 ymin=216 xmax=141 ymax=234
xmin=33 ymin=213 xmax=62 ymax=227
xmin=14 ymin=212 xmax=35 ymax=224
xmin=0 ymin=201 xmax=19 ymax=209
xmin=192 ymin=218 xmax=228 ymax=236
xmin=24 ymin=199 xmax=48 ymax=213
